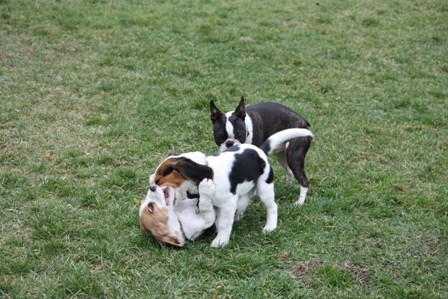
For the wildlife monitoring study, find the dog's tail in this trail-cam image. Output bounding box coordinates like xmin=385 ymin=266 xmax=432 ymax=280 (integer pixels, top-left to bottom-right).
xmin=260 ymin=128 xmax=314 ymax=155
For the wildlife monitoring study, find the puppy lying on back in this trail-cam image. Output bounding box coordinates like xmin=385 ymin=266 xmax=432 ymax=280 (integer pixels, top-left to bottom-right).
xmin=139 ymin=178 xmax=216 ymax=247
xmin=149 ymin=128 xmax=314 ymax=247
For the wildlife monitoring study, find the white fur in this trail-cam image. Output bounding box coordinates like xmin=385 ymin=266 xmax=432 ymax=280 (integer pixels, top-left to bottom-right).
xmin=297 ymin=186 xmax=308 ymax=206
xmin=244 ymin=115 xmax=254 ymax=144
xmin=225 ymin=113 xmax=234 ymax=138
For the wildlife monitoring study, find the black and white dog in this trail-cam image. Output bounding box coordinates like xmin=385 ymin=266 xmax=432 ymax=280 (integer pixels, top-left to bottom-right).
xmin=148 ymin=128 xmax=314 ymax=247
xmin=210 ymin=97 xmax=312 ymax=205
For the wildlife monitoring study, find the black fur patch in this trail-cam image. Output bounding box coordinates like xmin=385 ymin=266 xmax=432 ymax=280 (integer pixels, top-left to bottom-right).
xmin=175 ymin=157 xmax=214 ymax=185
xmin=212 ymin=117 xmax=228 ymax=146
xmin=266 ymin=167 xmax=274 ymax=184
xmin=186 ymin=191 xmax=199 ymax=199
xmin=260 ymin=140 xmax=271 ymax=155
xmin=227 ymin=113 xmax=247 ymax=143
xmin=229 ymin=148 xmax=266 ymax=194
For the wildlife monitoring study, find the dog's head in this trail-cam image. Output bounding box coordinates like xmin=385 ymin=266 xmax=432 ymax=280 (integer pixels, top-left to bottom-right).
xmin=210 ymin=96 xmax=247 ymax=151
xmin=139 ymin=184 xmax=185 ymax=247
xmin=141 ymin=152 xmax=214 ymax=247
xmin=150 ymin=152 xmax=213 ymax=197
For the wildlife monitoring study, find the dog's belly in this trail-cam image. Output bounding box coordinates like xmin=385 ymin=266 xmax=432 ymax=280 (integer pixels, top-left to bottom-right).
xmin=234 ymin=181 xmax=255 ymax=195
xmin=174 ymin=198 xmax=206 ymax=239
xmin=210 ymin=180 xmax=255 ymax=207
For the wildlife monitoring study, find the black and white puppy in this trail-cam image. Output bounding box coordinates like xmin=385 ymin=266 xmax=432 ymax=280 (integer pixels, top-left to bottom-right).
xmin=150 ymin=128 xmax=314 ymax=247
xmin=210 ymin=97 xmax=312 ymax=205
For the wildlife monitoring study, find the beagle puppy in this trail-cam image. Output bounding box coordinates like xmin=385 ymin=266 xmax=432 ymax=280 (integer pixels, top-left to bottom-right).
xmin=139 ymin=178 xmax=216 ymax=247
xmin=147 ymin=128 xmax=314 ymax=247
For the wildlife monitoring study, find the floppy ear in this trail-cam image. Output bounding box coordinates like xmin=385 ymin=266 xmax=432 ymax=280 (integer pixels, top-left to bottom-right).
xmin=210 ymin=100 xmax=224 ymax=123
xmin=235 ymin=96 xmax=246 ymax=119
xmin=175 ymin=158 xmax=214 ymax=185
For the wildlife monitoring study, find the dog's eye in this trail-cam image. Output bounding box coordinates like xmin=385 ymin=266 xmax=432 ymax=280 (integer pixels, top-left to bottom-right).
xmin=149 ymin=186 xmax=156 ymax=192
xmin=162 ymin=167 xmax=173 ymax=176
xmin=147 ymin=202 xmax=154 ymax=213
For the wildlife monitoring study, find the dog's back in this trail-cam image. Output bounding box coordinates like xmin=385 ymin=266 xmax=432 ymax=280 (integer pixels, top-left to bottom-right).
xmin=246 ymin=102 xmax=310 ymax=146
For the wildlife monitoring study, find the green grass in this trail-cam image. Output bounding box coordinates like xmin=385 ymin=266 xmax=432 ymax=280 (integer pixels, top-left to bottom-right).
xmin=1 ymin=0 xmax=447 ymax=297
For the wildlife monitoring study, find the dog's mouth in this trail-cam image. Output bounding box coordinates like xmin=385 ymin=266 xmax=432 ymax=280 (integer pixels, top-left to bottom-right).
xmin=161 ymin=186 xmax=173 ymax=205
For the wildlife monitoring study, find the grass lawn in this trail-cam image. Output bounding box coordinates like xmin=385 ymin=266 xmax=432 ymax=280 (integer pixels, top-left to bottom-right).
xmin=1 ymin=0 xmax=447 ymax=297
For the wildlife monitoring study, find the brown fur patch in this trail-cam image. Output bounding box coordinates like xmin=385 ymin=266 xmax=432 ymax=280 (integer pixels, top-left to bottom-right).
xmin=140 ymin=202 xmax=183 ymax=247
xmin=154 ymin=157 xmax=213 ymax=186
xmin=154 ymin=159 xmax=187 ymax=188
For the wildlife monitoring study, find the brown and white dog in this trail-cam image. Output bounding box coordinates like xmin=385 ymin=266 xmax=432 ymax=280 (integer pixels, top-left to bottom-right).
xmin=148 ymin=128 xmax=314 ymax=247
xmin=139 ymin=177 xmax=216 ymax=247
xmin=210 ymin=97 xmax=312 ymax=205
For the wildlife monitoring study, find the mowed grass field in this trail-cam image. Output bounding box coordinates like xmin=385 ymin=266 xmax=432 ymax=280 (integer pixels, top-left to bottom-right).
xmin=1 ymin=0 xmax=447 ymax=297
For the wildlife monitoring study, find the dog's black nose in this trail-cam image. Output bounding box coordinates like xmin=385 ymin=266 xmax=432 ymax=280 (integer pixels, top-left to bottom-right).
xmin=149 ymin=186 xmax=156 ymax=192
xmin=225 ymin=140 xmax=234 ymax=148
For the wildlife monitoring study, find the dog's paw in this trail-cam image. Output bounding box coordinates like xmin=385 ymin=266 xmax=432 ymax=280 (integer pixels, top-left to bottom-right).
xmin=294 ymin=200 xmax=304 ymax=206
xmin=295 ymin=186 xmax=308 ymax=206
xmin=211 ymin=237 xmax=229 ymax=248
xmin=262 ymin=224 xmax=277 ymax=233
xmin=234 ymin=210 xmax=244 ymax=222
xmin=199 ymin=178 xmax=215 ymax=197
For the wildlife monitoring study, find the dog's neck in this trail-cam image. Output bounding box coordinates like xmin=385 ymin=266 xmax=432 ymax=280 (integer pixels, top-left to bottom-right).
xmin=166 ymin=201 xmax=186 ymax=242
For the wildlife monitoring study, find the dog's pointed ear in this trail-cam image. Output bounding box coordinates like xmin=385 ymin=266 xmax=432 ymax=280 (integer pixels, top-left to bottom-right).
xmin=235 ymin=96 xmax=246 ymax=119
xmin=210 ymin=100 xmax=223 ymax=123
xmin=175 ymin=158 xmax=214 ymax=185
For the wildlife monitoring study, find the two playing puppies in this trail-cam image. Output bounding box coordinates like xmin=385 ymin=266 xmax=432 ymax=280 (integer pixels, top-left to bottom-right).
xmin=140 ymin=98 xmax=313 ymax=247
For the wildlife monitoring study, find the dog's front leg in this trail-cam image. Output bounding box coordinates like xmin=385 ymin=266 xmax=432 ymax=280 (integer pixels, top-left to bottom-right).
xmin=211 ymin=198 xmax=237 ymax=248
xmin=197 ymin=179 xmax=216 ymax=228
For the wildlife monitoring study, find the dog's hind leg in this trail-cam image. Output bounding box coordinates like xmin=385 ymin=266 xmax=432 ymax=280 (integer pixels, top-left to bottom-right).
xmin=211 ymin=197 xmax=238 ymax=247
xmin=256 ymin=180 xmax=278 ymax=233
xmin=286 ymin=137 xmax=311 ymax=205
xmin=275 ymin=151 xmax=293 ymax=183
xmin=235 ymin=190 xmax=255 ymax=221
